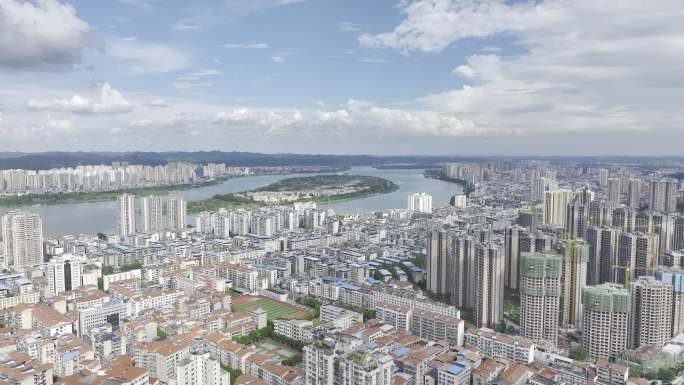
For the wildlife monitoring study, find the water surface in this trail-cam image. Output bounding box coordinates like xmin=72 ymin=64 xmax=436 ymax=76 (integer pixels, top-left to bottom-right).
xmin=0 ymin=167 xmax=461 ymax=237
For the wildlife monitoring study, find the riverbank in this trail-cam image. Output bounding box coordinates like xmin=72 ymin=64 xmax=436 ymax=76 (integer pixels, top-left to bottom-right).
xmin=423 ymin=169 xmax=475 ymax=195
xmin=0 ymin=175 xmax=242 ymax=207
xmin=373 ymin=164 xmax=441 ymax=170
xmin=187 ymin=174 xmax=399 ymax=213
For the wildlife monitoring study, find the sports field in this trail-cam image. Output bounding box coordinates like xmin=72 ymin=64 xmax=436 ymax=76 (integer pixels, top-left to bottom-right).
xmin=232 ymin=297 xmax=312 ymax=321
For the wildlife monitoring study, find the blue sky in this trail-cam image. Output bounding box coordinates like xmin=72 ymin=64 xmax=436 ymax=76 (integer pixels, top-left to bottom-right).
xmin=0 ymin=0 xmax=683 ymax=155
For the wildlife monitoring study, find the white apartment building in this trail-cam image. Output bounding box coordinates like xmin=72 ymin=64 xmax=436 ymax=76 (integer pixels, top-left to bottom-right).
xmin=118 ymin=193 xmax=136 ymax=241
xmin=32 ymin=307 xmax=74 ymax=337
xmin=581 ymin=284 xmax=630 ymax=359
xmin=167 ymin=197 xmax=187 ymax=231
xmin=339 ymin=350 xmax=393 ymax=385
xmin=78 ymin=301 xmax=127 ymax=336
xmin=1 ymin=210 xmax=43 ymax=271
xmin=176 ymin=351 xmax=230 ymax=385
xmin=46 ymin=255 xmax=82 ymax=297
xmin=407 ymin=193 xmax=432 ymax=213
xmin=629 ymin=276 xmax=673 ymax=349
xmin=519 ymin=252 xmax=561 ymax=347
xmin=320 ymin=304 xmax=363 ymax=329
xmin=141 ymin=195 xmax=163 ymax=233
xmin=217 ymin=263 xmax=259 ymax=293
xmin=410 ymin=309 xmax=465 ymax=347
xmin=135 ymin=337 xmax=192 ymax=384
xmin=369 ymin=287 xmax=459 ymax=318
xmin=308 ymin=278 xmax=341 ymax=301
xmin=304 ymin=339 xmax=337 ymax=385
xmin=464 ymin=328 xmax=535 ymax=364
xmin=437 ymin=363 xmax=471 ymax=385
xmin=274 ymin=319 xmax=314 ymax=342
xmin=543 ymin=189 xmax=573 ymax=228
xmin=103 ymin=269 xmax=142 ymax=291
xmin=374 ymin=302 xmax=412 ymax=332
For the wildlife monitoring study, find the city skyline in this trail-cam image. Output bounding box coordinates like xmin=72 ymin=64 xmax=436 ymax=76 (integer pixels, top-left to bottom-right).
xmin=2 ymin=2 xmax=684 ymax=384
xmin=0 ymin=0 xmax=683 ymax=155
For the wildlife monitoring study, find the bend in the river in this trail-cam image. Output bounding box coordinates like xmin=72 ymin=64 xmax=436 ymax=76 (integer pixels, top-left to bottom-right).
xmin=0 ymin=167 xmax=462 ymax=237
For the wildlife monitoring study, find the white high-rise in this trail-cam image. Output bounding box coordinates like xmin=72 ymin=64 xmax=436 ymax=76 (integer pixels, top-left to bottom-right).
xmin=426 ymin=230 xmax=449 ymax=295
xmin=1 ymin=210 xmax=43 ymax=271
xmin=599 ymin=169 xmax=609 ymax=188
xmin=474 ymin=242 xmax=504 ymax=328
xmin=582 ymin=283 xmax=630 ymax=360
xmin=167 ymin=197 xmax=187 ymax=231
xmin=649 ymin=178 xmax=679 ymax=213
xmin=627 ymin=179 xmax=641 ymax=209
xmin=543 ymin=189 xmax=573 ymax=228
xmin=46 ymin=255 xmax=82 ymax=297
xmin=407 ymin=193 xmax=432 ymax=213
xmin=531 ymin=177 xmax=558 ymax=202
xmin=339 ymin=350 xmax=393 ymax=385
xmin=117 ymin=193 xmax=136 ymax=241
xmin=607 ymin=178 xmax=621 ymax=204
xmin=519 ymin=252 xmax=562 ymax=347
xmin=176 ymin=351 xmax=229 ymax=385
xmin=629 ymin=276 xmax=673 ymax=350
xmin=141 ymin=195 xmax=163 ymax=233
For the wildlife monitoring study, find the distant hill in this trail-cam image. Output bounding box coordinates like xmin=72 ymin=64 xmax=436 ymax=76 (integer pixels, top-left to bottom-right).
xmin=1 ymin=151 xmax=682 ymax=170
xmin=0 ymin=151 xmax=475 ymax=170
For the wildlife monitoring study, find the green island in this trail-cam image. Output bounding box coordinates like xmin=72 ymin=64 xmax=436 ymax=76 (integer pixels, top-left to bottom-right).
xmin=0 ymin=176 xmax=241 ymax=207
xmin=187 ymin=174 xmax=398 ymax=213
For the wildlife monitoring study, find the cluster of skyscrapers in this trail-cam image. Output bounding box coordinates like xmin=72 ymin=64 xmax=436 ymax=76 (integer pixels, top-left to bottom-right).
xmin=117 ymin=193 xmax=187 ymax=242
xmin=426 ymin=165 xmax=684 ymax=361
xmin=0 ymin=162 xmax=246 ymax=195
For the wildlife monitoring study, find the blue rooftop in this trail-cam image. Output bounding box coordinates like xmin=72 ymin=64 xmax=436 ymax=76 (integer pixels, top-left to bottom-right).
xmin=392 ymin=347 xmax=410 ymax=357
xmin=446 ymin=364 xmax=465 ymax=376
xmin=341 ymin=283 xmax=360 ymax=291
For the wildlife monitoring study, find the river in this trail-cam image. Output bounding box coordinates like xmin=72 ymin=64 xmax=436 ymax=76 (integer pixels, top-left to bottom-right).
xmin=0 ymin=167 xmax=461 ymax=237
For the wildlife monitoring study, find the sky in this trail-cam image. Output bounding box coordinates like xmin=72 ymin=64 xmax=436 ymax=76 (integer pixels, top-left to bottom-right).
xmin=0 ymin=0 xmax=682 ymax=156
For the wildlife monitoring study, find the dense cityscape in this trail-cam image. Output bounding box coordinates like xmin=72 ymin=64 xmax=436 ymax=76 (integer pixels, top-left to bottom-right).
xmin=2 ymin=0 xmax=683 ymax=384
xmin=0 ymin=157 xmax=683 ymax=385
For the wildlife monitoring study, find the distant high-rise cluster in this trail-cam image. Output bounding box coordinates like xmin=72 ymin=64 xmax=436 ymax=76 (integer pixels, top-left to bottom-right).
xmin=648 ymin=178 xmax=679 ymax=213
xmin=0 ymin=162 xmax=222 ymax=195
xmin=407 ymin=192 xmax=432 ymax=213
xmin=116 ymin=193 xmax=187 ymax=243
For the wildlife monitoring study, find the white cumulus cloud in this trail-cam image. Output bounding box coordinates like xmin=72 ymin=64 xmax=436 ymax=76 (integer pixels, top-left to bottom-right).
xmin=29 ymin=83 xmax=133 ymax=115
xmin=360 ymin=0 xmax=684 ymax=136
xmin=0 ymin=0 xmax=91 ymax=71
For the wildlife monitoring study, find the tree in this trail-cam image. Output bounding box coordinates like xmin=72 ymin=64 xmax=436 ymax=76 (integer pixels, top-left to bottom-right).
xmin=568 ymin=346 xmax=587 ymax=361
xmin=297 ymin=297 xmax=321 ymax=318
xmin=220 ymin=363 xmax=242 ymax=385
xmin=97 ymin=232 xmax=108 ymax=241
xmin=362 ymin=309 xmax=376 ymax=322
xmin=233 ymin=324 xmax=274 ymax=345
xmin=657 ymin=367 xmax=676 ymax=384
xmin=281 ymin=354 xmax=303 ymax=366
xmin=493 ymin=321 xmax=507 ymax=333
